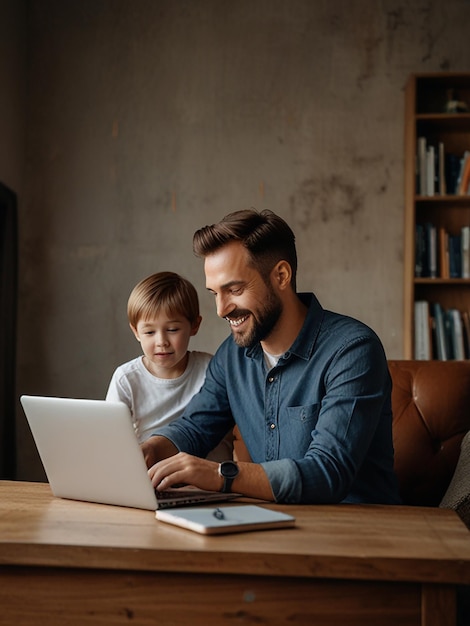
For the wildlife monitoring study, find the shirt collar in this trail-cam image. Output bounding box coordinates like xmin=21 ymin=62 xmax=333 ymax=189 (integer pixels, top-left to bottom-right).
xmin=245 ymin=292 xmax=323 ymax=361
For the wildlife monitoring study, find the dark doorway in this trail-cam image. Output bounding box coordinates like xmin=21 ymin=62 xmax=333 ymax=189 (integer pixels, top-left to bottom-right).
xmin=0 ymin=182 xmax=17 ymax=479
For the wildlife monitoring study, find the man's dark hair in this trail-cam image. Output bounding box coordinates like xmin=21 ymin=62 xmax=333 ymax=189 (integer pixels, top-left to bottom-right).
xmin=193 ymin=209 xmax=297 ymax=290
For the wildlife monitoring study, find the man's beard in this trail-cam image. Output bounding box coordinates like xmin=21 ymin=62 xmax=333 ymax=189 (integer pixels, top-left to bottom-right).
xmin=230 ymin=290 xmax=283 ymax=348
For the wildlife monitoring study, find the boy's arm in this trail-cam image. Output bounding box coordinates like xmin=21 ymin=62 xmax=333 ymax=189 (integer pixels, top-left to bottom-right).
xmin=141 ymin=435 xmax=179 ymax=467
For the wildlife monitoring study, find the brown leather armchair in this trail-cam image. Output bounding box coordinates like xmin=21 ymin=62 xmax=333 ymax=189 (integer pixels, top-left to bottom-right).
xmin=233 ymin=360 xmax=470 ymax=507
xmin=390 ymin=360 xmax=470 ymax=506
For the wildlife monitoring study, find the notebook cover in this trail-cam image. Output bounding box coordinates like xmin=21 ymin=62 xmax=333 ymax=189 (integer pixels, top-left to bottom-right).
xmin=155 ymin=504 xmax=296 ymax=535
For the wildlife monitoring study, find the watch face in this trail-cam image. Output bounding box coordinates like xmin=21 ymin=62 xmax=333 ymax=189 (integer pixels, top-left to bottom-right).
xmin=221 ymin=461 xmax=239 ymax=478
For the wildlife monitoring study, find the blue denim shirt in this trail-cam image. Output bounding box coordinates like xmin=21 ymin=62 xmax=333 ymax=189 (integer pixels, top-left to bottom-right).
xmin=154 ymin=293 xmax=401 ymax=505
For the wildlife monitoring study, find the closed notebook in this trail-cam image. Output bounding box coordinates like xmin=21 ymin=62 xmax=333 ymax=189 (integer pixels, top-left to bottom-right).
xmin=155 ymin=504 xmax=296 ymax=535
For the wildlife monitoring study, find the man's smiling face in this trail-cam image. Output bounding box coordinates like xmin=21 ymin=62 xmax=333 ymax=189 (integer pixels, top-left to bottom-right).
xmin=204 ymin=241 xmax=283 ymax=348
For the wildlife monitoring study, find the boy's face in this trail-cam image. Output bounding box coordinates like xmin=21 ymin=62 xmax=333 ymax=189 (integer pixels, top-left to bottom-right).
xmin=131 ymin=310 xmax=201 ymax=379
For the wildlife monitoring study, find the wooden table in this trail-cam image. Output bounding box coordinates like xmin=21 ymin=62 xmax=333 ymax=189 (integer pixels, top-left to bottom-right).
xmin=0 ymin=481 xmax=469 ymax=625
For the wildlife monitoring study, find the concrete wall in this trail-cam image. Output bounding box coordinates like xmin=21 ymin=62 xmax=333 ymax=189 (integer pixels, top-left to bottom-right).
xmin=3 ymin=0 xmax=470 ymax=479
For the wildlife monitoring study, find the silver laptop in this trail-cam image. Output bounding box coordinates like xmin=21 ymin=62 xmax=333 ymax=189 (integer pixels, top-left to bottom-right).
xmin=20 ymin=395 xmax=240 ymax=511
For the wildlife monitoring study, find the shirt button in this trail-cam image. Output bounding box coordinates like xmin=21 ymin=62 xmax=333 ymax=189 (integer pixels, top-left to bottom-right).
xmin=270 ymin=423 xmax=276 ymax=430
xmin=268 ymin=377 xmax=275 ymax=383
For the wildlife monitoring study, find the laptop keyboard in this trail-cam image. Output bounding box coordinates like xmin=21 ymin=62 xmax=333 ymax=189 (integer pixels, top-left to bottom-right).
xmin=155 ymin=488 xmax=212 ymax=501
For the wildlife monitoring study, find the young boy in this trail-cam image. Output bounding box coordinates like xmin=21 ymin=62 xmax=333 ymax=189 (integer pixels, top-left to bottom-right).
xmin=106 ymin=271 xmax=231 ymax=459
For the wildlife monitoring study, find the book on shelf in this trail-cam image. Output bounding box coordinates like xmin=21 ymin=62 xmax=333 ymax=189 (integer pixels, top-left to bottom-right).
xmin=438 ymin=142 xmax=446 ymax=195
xmin=445 ymin=153 xmax=462 ymax=195
xmin=431 ymin=302 xmax=448 ymax=360
xmin=446 ymin=153 xmax=462 ymax=194
xmin=449 ymin=233 xmax=462 ymax=278
xmin=416 ymin=223 xmax=470 ymax=279
xmin=415 ymin=223 xmax=425 ymax=277
xmin=447 ymin=309 xmax=466 ymax=360
xmin=426 ymin=223 xmax=437 ymax=278
xmin=416 ymin=137 xmax=443 ymax=196
xmin=462 ymin=311 xmax=470 ymax=357
xmin=416 ymin=137 xmax=470 ymax=196
xmin=420 ymin=302 xmax=470 ymax=360
xmin=462 ymin=226 xmax=470 ymax=278
xmin=426 ymin=144 xmax=436 ymax=197
xmin=414 ymin=300 xmax=432 ymax=360
xmin=417 ymin=137 xmax=427 ymax=196
xmin=457 ymin=150 xmax=470 ymax=196
xmin=438 ymin=227 xmax=450 ymax=279
xmin=414 ymin=222 xmax=436 ymax=278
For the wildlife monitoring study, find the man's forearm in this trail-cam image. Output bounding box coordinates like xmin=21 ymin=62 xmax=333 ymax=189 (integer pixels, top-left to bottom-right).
xmin=231 ymin=462 xmax=275 ymax=501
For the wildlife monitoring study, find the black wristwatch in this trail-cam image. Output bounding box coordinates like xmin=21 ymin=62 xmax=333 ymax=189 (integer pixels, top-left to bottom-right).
xmin=218 ymin=460 xmax=239 ymax=493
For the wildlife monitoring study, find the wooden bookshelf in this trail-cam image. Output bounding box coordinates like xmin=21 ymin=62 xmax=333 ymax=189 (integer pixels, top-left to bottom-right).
xmin=404 ymin=73 xmax=470 ymax=359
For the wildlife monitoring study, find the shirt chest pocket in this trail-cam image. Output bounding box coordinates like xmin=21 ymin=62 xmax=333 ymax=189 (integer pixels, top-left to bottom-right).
xmin=286 ymin=403 xmax=320 ymax=425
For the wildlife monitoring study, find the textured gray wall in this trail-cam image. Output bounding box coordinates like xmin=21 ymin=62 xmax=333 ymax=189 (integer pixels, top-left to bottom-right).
xmin=3 ymin=0 xmax=470 ymax=479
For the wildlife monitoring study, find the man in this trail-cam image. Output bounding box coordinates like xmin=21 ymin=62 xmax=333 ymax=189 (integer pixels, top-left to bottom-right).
xmin=142 ymin=209 xmax=401 ymax=504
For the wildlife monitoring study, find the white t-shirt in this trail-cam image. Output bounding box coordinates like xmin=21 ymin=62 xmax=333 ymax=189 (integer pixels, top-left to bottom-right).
xmin=263 ymin=350 xmax=282 ymax=370
xmin=106 ymin=351 xmax=212 ymax=444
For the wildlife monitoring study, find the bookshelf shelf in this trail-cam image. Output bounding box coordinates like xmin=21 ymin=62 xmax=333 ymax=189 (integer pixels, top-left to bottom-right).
xmin=416 ymin=113 xmax=470 ymax=120
xmin=415 ymin=195 xmax=470 ymax=204
xmin=416 ymin=114 xmax=470 ymax=132
xmin=404 ymin=73 xmax=470 ymax=360
xmin=414 ymin=278 xmax=470 ymax=285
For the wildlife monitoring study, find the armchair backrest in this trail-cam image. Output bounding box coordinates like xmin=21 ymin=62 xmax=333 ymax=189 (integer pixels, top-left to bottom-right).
xmin=389 ymin=360 xmax=470 ymax=506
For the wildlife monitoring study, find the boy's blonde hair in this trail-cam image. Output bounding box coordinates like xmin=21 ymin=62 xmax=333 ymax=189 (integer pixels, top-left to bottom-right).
xmin=127 ymin=272 xmax=200 ymax=328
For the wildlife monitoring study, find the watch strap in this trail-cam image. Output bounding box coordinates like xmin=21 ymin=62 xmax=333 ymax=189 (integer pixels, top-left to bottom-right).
xmin=221 ymin=475 xmax=235 ymax=493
